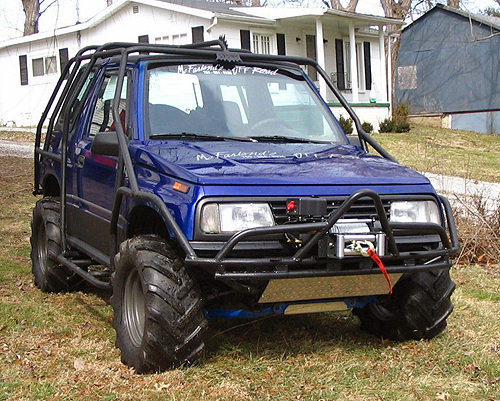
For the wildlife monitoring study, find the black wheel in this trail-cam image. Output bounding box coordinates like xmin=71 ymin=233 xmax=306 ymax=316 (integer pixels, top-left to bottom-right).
xmin=354 ymin=269 xmax=455 ymax=340
xmin=30 ymin=198 xmax=84 ymax=292
xmin=111 ymin=235 xmax=207 ymax=373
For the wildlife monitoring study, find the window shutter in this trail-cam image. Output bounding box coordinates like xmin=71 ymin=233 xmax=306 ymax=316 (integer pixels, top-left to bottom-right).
xmin=19 ymin=55 xmax=28 ymax=86
xmin=192 ymin=26 xmax=204 ymax=43
xmin=138 ymin=35 xmax=149 ymax=43
xmin=335 ymin=39 xmax=345 ymax=90
xmin=363 ymin=41 xmax=372 ymax=90
xmin=59 ymin=48 xmax=69 ymax=78
xmin=277 ymin=33 xmax=286 ymax=55
xmin=240 ymin=30 xmax=250 ymax=51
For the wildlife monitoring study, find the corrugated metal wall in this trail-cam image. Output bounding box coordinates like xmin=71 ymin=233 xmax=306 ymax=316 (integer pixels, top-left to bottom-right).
xmin=396 ymin=7 xmax=500 ymax=115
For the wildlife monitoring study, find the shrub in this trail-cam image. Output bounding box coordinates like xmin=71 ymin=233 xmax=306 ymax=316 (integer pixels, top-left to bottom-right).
xmin=338 ymin=115 xmax=353 ymax=135
xmin=378 ymin=117 xmax=394 ymax=133
xmin=393 ymin=103 xmax=409 ymax=121
xmin=378 ymin=117 xmax=411 ymax=133
xmin=361 ymin=122 xmax=373 ymax=134
xmin=394 ymin=120 xmax=411 ymax=133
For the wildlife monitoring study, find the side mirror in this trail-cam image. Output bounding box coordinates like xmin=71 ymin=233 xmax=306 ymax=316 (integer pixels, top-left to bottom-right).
xmin=91 ymin=131 xmax=119 ymax=156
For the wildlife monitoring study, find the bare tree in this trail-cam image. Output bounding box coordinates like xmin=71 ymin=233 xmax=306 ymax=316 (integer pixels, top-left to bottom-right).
xmin=22 ymin=0 xmax=57 ymax=35
xmin=331 ymin=0 xmax=359 ymax=12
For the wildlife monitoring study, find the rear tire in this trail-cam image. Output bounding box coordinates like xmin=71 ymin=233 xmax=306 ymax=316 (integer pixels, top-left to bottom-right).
xmin=354 ymin=269 xmax=455 ymax=340
xmin=30 ymin=198 xmax=84 ymax=292
xmin=111 ymin=235 xmax=207 ymax=373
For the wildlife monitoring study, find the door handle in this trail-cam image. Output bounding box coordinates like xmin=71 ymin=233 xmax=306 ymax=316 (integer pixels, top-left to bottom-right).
xmin=77 ymin=155 xmax=85 ymax=168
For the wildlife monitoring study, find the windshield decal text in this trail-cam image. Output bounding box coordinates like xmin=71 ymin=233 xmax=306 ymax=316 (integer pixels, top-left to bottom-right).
xmin=178 ymin=65 xmax=278 ymax=76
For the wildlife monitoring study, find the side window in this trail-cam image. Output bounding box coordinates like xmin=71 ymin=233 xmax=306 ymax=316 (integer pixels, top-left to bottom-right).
xmin=89 ymin=74 xmax=128 ymax=138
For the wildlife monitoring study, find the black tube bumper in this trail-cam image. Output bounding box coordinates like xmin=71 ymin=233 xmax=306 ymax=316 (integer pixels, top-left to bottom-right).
xmin=184 ymin=190 xmax=460 ymax=281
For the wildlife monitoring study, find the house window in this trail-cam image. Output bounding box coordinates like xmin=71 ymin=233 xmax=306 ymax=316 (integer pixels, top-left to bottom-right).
xmin=138 ymin=35 xmax=149 ymax=43
xmin=341 ymin=40 xmax=372 ymax=91
xmin=344 ymin=41 xmax=365 ymax=90
xmin=154 ymin=34 xmax=187 ymax=45
xmin=32 ymin=58 xmax=44 ymax=77
xmin=45 ymin=56 xmax=57 ymax=74
xmin=253 ymin=33 xmax=271 ymax=54
xmin=306 ymin=35 xmax=317 ymax=81
xmin=19 ymin=55 xmax=28 ymax=86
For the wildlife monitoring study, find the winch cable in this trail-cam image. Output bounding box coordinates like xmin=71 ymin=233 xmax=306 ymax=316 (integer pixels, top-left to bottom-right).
xmin=350 ymin=240 xmax=393 ymax=294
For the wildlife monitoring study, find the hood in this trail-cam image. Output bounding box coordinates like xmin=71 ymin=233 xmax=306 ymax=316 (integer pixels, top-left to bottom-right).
xmin=131 ymin=141 xmax=430 ymax=186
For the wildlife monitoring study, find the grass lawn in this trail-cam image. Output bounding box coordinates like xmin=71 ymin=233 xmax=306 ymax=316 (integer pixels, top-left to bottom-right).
xmin=371 ymin=126 xmax=500 ymax=183
xmin=1 ymin=154 xmax=499 ymax=399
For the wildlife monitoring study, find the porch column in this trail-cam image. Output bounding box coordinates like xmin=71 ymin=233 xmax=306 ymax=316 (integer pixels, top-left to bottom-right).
xmin=387 ymin=34 xmax=393 ymax=115
xmin=315 ymin=17 xmax=327 ymax=100
xmin=348 ymin=22 xmax=359 ymax=103
xmin=378 ymin=25 xmax=387 ymax=102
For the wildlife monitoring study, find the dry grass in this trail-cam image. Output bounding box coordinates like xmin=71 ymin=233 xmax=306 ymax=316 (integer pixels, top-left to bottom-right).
xmin=372 ymin=126 xmax=500 ymax=183
xmin=0 ymin=156 xmax=499 ymax=400
xmin=0 ymin=129 xmax=36 ymax=144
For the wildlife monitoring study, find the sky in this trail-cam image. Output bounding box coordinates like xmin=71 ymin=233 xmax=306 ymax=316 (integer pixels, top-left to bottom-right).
xmin=0 ymin=0 xmax=499 ymax=41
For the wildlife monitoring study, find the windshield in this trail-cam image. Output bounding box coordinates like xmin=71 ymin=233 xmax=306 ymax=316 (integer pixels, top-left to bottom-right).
xmin=145 ymin=64 xmax=346 ymax=143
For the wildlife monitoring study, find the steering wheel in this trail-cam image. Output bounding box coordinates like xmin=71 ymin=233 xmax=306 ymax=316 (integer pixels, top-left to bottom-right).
xmin=249 ymin=118 xmax=293 ymax=134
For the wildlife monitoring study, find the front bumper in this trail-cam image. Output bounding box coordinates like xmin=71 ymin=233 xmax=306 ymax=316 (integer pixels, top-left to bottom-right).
xmin=184 ymin=189 xmax=460 ymax=281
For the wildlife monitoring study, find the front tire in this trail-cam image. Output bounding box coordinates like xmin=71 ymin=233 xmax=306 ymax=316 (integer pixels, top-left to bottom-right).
xmin=111 ymin=235 xmax=207 ymax=373
xmin=30 ymin=198 xmax=84 ymax=292
xmin=354 ymin=269 xmax=455 ymax=340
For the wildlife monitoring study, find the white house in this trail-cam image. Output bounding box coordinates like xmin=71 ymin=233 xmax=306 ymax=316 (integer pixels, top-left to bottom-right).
xmin=0 ymin=0 xmax=403 ymax=128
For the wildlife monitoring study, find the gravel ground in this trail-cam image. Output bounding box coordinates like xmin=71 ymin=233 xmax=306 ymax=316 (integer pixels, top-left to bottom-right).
xmin=0 ymin=140 xmax=33 ymax=158
xmin=424 ymin=172 xmax=500 ymax=212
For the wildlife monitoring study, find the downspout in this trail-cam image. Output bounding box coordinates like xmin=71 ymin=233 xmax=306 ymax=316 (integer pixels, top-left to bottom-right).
xmin=207 ymin=16 xmax=218 ymax=40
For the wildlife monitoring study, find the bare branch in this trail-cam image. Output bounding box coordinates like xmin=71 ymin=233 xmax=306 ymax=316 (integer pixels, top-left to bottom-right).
xmin=40 ymin=0 xmax=57 ymax=15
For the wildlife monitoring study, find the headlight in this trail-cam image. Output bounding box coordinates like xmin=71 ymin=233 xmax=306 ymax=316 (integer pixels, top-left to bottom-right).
xmin=200 ymin=203 xmax=275 ymax=234
xmin=390 ymin=201 xmax=441 ymax=224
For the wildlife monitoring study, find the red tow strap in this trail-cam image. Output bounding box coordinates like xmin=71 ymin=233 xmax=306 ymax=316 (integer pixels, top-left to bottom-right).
xmin=367 ymin=248 xmax=393 ymax=294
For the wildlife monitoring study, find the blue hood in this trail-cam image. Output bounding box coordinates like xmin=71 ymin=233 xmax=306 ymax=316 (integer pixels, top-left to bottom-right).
xmin=131 ymin=141 xmax=430 ymax=186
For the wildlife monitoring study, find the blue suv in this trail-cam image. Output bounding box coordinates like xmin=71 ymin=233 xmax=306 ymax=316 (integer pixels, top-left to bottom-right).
xmin=31 ymin=40 xmax=459 ymax=373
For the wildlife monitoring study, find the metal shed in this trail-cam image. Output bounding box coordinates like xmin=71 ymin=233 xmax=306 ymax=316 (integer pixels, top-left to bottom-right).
xmin=396 ymin=4 xmax=500 ymax=134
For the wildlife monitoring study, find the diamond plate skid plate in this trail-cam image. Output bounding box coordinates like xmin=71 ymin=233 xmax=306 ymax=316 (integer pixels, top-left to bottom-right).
xmin=259 ymin=273 xmax=403 ymax=303
xmin=284 ymin=302 xmax=348 ymax=315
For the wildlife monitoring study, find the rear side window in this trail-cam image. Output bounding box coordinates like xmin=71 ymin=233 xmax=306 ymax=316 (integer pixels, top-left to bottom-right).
xmin=88 ymin=74 xmax=128 ymax=138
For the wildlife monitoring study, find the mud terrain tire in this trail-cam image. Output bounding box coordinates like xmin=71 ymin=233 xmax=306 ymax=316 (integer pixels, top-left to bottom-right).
xmin=354 ymin=269 xmax=455 ymax=340
xmin=111 ymin=235 xmax=207 ymax=373
xmin=30 ymin=198 xmax=84 ymax=292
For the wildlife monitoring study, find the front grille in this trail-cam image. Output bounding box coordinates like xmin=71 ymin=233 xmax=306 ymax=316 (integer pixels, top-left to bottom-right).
xmin=269 ymin=197 xmax=391 ymax=224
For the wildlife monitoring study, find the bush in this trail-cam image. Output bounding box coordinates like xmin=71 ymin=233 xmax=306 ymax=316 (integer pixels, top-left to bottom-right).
xmin=393 ymin=103 xmax=409 ymax=121
xmin=338 ymin=115 xmax=353 ymax=135
xmin=378 ymin=117 xmax=394 ymax=133
xmin=378 ymin=117 xmax=411 ymax=133
xmin=394 ymin=120 xmax=411 ymax=133
xmin=361 ymin=122 xmax=373 ymax=134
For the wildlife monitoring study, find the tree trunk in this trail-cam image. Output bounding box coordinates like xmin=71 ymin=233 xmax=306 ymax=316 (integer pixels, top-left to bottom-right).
xmin=447 ymin=0 xmax=459 ymax=8
xmin=379 ymin=0 xmax=412 ymax=109
xmin=331 ymin=0 xmax=359 ymax=12
xmin=22 ymin=0 xmax=40 ymax=35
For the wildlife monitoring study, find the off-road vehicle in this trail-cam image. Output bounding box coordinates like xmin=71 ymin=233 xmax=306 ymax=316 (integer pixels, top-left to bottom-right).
xmin=31 ymin=39 xmax=459 ymax=373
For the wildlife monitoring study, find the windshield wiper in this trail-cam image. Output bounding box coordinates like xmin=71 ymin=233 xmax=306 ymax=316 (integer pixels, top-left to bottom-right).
xmin=149 ymin=132 xmax=254 ymax=141
xmin=248 ymin=135 xmax=322 ymax=143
